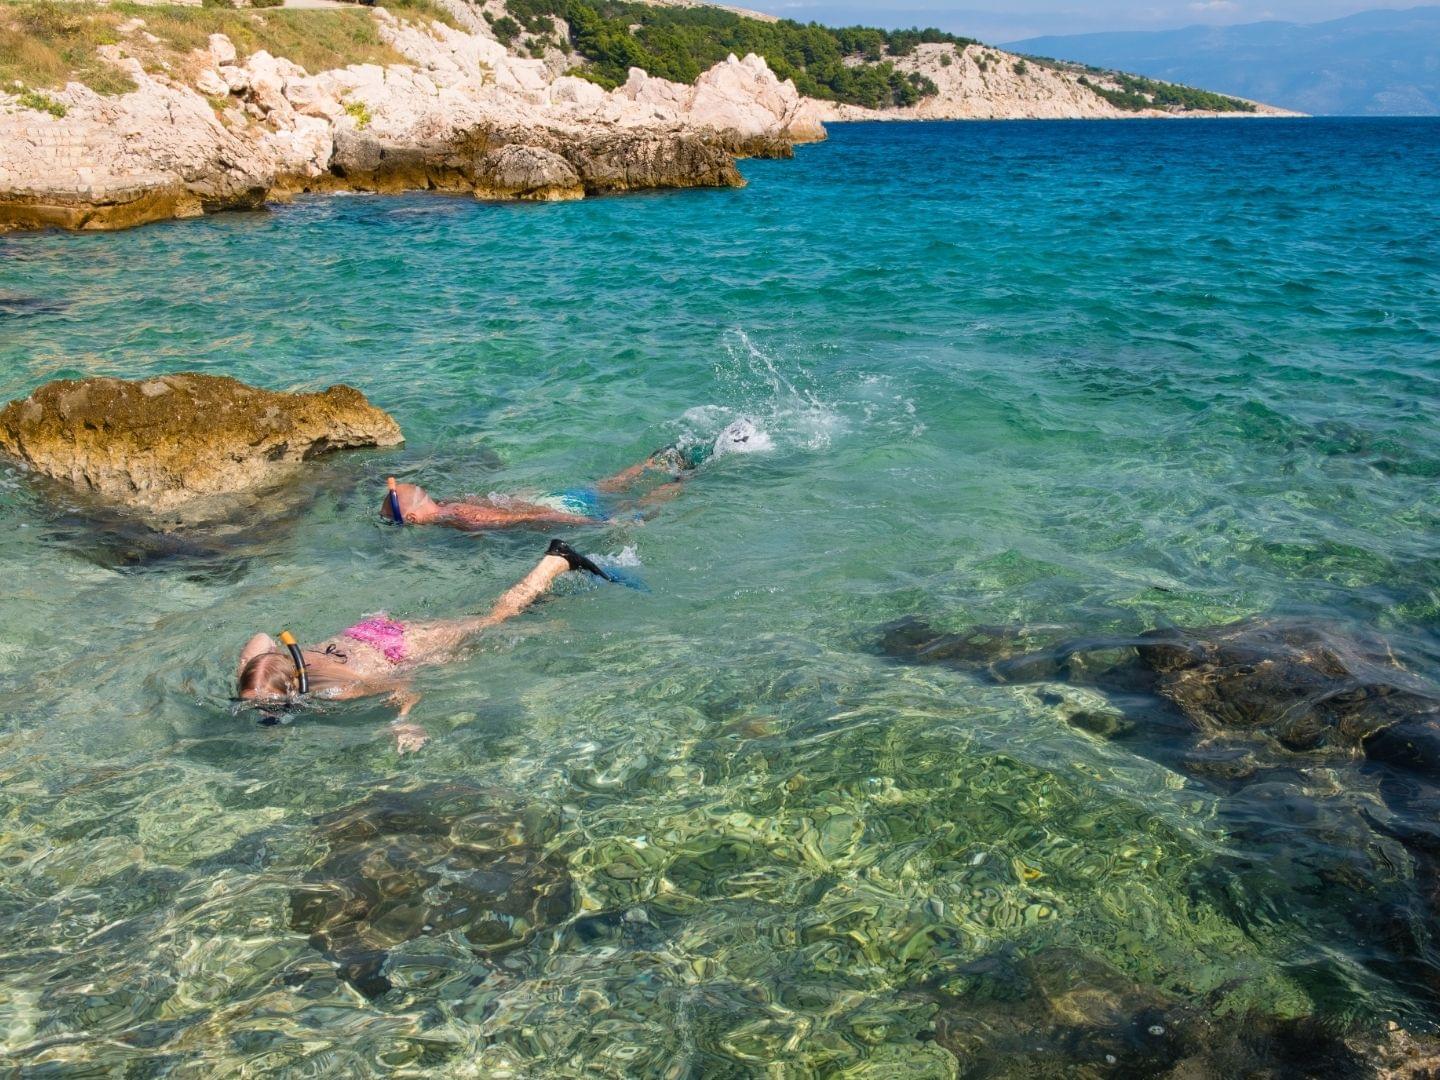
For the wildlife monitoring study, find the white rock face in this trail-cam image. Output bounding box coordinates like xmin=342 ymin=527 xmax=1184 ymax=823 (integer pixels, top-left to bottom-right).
xmin=550 ymin=76 xmax=607 ymax=107
xmin=0 ymin=4 xmax=828 ymax=230
xmin=808 ymin=42 xmax=1294 ymax=122
xmin=208 ymin=33 xmax=237 ymax=66
xmin=195 ymin=69 xmax=228 ymax=98
xmin=608 ymin=53 xmax=825 ymax=142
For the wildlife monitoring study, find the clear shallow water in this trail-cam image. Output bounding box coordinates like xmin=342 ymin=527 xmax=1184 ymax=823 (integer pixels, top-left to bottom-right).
xmin=1 ymin=118 xmax=1438 ymax=1075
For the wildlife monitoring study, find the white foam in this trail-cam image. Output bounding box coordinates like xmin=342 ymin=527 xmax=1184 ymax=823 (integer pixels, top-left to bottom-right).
xmin=596 ymin=545 xmax=643 ymax=569
xmin=667 ymin=328 xmax=924 ymax=458
xmin=711 ymin=417 xmax=773 ymax=458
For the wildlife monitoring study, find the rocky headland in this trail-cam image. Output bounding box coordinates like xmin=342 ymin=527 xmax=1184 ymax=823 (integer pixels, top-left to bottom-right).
xmin=0 ymin=0 xmax=1295 ymax=233
xmin=0 ymin=1 xmax=824 ymax=231
xmin=811 ymin=42 xmax=1297 ymax=122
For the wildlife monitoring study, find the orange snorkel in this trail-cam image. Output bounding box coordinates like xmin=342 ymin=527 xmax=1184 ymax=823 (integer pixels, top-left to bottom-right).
xmin=386 ymin=476 xmax=405 ymax=525
xmin=279 ymin=630 xmax=308 ymax=695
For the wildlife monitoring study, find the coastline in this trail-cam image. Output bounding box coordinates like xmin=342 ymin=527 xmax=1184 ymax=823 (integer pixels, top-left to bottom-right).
xmin=0 ymin=3 xmax=1290 ymax=234
xmin=0 ymin=2 xmax=825 ymax=234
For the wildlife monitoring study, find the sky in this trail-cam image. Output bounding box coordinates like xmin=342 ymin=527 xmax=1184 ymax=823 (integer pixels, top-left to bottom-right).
xmin=740 ymin=1 xmax=1416 ymax=43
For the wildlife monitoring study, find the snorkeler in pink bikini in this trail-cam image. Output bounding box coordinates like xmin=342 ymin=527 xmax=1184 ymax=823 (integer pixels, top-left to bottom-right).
xmin=235 ymin=539 xmax=611 ymax=753
xmin=380 ymin=419 xmax=763 ymax=530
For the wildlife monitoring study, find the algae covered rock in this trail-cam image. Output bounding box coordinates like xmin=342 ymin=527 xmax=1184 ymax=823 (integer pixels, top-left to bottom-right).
xmin=880 ymin=616 xmax=1440 ymax=757
xmin=0 ymin=373 xmax=402 ymax=523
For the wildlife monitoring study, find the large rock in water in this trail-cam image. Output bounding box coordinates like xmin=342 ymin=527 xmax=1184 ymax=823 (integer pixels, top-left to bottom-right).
xmin=0 ymin=373 xmax=402 ymax=523
xmin=879 ymin=615 xmax=1440 ymax=1010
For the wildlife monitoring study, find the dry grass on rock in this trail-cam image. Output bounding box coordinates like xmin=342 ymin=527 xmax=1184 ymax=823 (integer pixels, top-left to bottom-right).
xmin=0 ymin=0 xmax=444 ymax=98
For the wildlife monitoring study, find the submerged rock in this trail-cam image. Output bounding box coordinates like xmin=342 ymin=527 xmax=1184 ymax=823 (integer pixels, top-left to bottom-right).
xmin=288 ymin=784 xmax=571 ymax=998
xmin=0 ymin=374 xmax=402 ymax=525
xmin=0 ymin=295 xmax=68 ymax=318
xmin=882 ymin=615 xmax=1440 ymax=1011
xmin=925 ymin=945 xmax=1431 ymax=1079
xmin=881 ymin=616 xmax=1440 ymax=762
xmin=1135 ymin=621 xmax=1440 ymax=753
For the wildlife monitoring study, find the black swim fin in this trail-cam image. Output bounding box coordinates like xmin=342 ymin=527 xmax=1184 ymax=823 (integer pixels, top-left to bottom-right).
xmin=547 ymin=538 xmax=614 ymax=581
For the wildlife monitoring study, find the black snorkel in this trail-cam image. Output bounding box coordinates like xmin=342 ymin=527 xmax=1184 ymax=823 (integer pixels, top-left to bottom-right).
xmin=279 ymin=630 xmax=308 ymax=695
xmin=386 ymin=476 xmax=405 ymax=525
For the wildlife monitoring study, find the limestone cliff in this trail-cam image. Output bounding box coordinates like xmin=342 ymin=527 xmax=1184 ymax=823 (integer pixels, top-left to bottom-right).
xmin=810 ymin=43 xmax=1297 ymax=122
xmin=0 ymin=1 xmax=824 ymax=232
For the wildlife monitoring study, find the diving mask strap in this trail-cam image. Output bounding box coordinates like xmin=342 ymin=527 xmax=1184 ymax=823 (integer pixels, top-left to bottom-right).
xmin=279 ymin=630 xmax=308 ymax=695
xmin=387 ymin=476 xmax=405 ymax=525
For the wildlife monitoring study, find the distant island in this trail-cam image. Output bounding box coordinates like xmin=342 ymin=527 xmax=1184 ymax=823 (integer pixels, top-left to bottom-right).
xmin=0 ymin=0 xmax=1289 ymax=233
xmin=1005 ymin=5 xmax=1440 ymax=117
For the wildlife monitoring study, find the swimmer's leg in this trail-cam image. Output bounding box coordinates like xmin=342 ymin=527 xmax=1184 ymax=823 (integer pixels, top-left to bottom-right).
xmin=478 ymin=548 xmax=575 ymax=627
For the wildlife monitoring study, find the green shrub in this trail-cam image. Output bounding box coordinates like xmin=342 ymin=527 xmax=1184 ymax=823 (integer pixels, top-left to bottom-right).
xmin=1014 ymin=59 xmax=1027 ymax=76
xmin=505 ymin=0 xmax=978 ymax=107
xmin=490 ymin=14 xmax=520 ymax=44
xmin=16 ymin=87 xmax=66 ymax=116
xmin=939 ymin=52 xmax=951 ymax=68
xmin=1079 ymin=71 xmax=1253 ymax=113
xmin=343 ymin=98 xmax=371 ymax=128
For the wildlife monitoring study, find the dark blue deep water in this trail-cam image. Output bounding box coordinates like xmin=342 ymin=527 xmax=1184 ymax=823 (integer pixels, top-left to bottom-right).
xmin=1 ymin=118 xmax=1438 ymax=1075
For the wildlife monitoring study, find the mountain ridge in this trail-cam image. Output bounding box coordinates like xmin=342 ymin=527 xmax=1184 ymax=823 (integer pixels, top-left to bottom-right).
xmin=1004 ymin=6 xmax=1440 ymax=116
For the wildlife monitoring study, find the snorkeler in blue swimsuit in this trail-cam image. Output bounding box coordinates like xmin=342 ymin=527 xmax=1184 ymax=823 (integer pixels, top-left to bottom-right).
xmin=381 ymin=419 xmax=763 ymax=531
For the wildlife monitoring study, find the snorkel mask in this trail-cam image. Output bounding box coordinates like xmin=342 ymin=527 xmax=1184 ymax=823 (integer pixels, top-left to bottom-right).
xmin=386 ymin=476 xmax=405 ymax=525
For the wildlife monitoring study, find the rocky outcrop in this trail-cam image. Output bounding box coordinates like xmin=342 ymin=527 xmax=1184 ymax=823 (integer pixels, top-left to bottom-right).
xmin=0 ymin=374 xmax=403 ymax=522
xmin=317 ymin=118 xmax=742 ymax=198
xmin=811 ymin=42 xmax=1296 ymax=121
xmin=0 ymin=3 xmax=824 ymax=232
xmin=620 ymin=52 xmax=827 ymax=146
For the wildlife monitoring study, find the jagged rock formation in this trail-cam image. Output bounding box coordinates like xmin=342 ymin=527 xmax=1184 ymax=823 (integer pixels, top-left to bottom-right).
xmin=0 ymin=374 xmax=403 ymax=522
xmin=0 ymin=2 xmax=824 ymax=232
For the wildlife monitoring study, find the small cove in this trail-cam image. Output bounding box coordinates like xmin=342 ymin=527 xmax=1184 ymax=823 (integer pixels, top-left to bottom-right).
xmin=2 ymin=117 xmax=1439 ymax=1074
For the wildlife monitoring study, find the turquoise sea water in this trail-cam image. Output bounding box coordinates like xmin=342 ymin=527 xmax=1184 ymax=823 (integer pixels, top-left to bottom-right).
xmin=1 ymin=118 xmax=1439 ymax=1075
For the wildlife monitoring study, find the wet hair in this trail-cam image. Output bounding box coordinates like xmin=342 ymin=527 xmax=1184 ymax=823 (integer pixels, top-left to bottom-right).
xmin=380 ymin=482 xmax=435 ymax=522
xmin=237 ymin=651 xmax=300 ymax=701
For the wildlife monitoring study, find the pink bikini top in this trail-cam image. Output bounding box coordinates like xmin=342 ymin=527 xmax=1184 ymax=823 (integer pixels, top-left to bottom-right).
xmin=343 ymin=616 xmax=408 ymax=664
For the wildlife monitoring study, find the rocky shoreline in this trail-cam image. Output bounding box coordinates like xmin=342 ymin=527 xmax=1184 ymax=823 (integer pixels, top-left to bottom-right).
xmin=0 ymin=2 xmax=824 ymax=232
xmin=0 ymin=0 xmax=1301 ymax=234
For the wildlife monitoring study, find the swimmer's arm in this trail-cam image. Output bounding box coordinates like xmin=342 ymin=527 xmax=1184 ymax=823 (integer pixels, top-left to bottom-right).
xmin=319 ymin=678 xmax=420 ymax=717
xmin=638 ymin=481 xmax=685 ymax=509
xmin=382 ymin=683 xmax=428 ymax=753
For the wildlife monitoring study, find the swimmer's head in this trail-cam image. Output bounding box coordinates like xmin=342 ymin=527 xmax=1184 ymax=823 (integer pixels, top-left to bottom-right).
xmin=237 ymin=650 xmax=299 ymax=702
xmin=711 ymin=417 xmax=770 ymax=459
xmin=380 ymin=482 xmax=441 ymax=524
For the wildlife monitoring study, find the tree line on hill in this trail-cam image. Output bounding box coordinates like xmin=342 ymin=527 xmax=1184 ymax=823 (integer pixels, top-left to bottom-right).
xmin=491 ymin=0 xmax=974 ymax=108
xmin=480 ymin=0 xmax=1256 ymax=114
